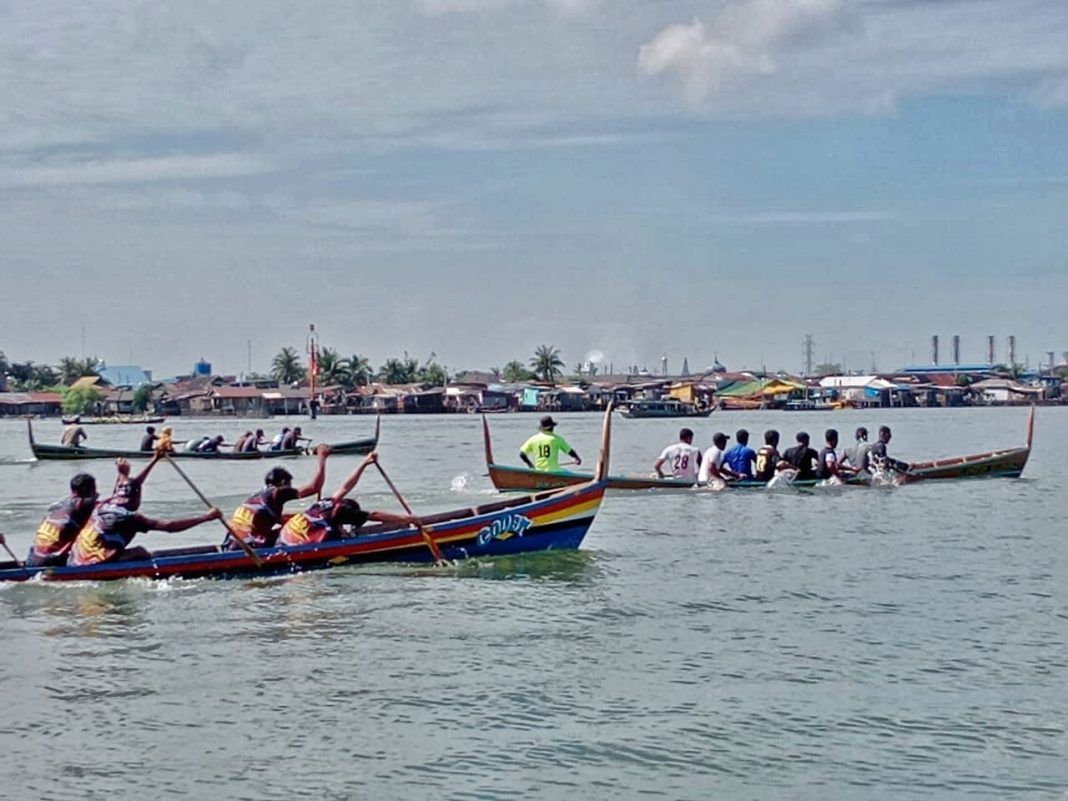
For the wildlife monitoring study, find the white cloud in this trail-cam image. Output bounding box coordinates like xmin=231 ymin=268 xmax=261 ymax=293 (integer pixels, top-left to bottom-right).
xmin=638 ymin=0 xmax=857 ymax=102
xmin=0 ymin=154 xmax=273 ymax=188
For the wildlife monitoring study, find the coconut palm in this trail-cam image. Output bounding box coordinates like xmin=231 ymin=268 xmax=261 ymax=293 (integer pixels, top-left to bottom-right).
xmin=316 ymin=347 xmax=352 ymax=387
xmin=530 ymin=345 xmax=565 ymax=385
xmin=502 ymin=360 xmax=532 ymax=382
xmin=346 ymin=354 xmax=373 ymax=387
xmin=57 ymin=355 xmax=99 ymax=385
xmin=271 ymin=346 xmax=306 ymax=385
xmin=379 ymin=358 xmax=418 ymax=385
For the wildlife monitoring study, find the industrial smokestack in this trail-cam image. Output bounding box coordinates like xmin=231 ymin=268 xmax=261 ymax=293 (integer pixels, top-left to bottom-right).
xmin=952 ymin=335 xmax=960 ymax=366
xmin=1007 ymin=335 xmax=1016 ymax=366
xmin=931 ymin=335 xmax=939 ymax=365
xmin=987 ymin=335 xmax=995 ymax=366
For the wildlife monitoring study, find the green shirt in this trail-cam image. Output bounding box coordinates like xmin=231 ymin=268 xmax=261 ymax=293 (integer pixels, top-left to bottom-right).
xmin=520 ymin=431 xmax=574 ymax=471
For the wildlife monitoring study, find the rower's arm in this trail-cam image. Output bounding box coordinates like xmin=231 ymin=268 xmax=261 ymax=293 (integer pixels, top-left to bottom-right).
xmin=332 ymin=452 xmax=376 ymax=503
xmin=297 ymin=444 xmax=331 ymax=499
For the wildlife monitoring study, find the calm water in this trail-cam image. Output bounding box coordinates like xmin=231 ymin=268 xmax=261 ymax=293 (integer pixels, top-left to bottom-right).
xmin=0 ymin=408 xmax=1065 ymax=800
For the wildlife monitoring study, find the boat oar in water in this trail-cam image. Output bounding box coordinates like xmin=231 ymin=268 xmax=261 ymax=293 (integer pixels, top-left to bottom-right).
xmin=0 ymin=533 xmax=26 ymax=568
xmin=373 ymin=462 xmax=448 ymax=567
xmin=163 ymin=455 xmax=264 ymax=568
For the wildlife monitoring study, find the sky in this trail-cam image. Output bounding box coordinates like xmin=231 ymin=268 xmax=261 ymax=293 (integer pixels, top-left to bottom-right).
xmin=2 ymin=0 xmax=1067 ymax=379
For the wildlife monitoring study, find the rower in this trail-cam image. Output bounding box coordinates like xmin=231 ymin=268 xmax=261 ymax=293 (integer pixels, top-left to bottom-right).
xmin=27 ymin=473 xmax=99 ymax=567
xmin=519 ymin=416 xmax=581 ymax=472
xmin=110 ymin=454 xmax=162 ymax=511
xmin=68 ymin=502 xmax=222 ymax=567
xmin=869 ymin=425 xmax=910 ymax=473
xmin=223 ymin=444 xmax=330 ymax=550
xmin=278 ymin=452 xmax=415 ymax=545
xmin=653 ymin=427 xmax=701 ymax=482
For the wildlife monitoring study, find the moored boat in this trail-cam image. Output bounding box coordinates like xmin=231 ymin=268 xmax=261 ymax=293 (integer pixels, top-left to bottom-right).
xmin=27 ymin=417 xmax=380 ymax=461
xmin=0 ymin=411 xmax=613 ymax=582
xmin=619 ymin=399 xmax=712 ymax=419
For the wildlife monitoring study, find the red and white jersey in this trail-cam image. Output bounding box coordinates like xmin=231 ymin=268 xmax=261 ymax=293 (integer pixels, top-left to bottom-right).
xmin=658 ymin=442 xmax=701 ymax=481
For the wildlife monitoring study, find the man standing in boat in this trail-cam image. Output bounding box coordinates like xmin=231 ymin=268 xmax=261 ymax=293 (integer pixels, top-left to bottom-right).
xmin=61 ymin=417 xmax=88 ymax=447
xmin=27 ymin=472 xmax=99 ymax=566
xmin=519 ymin=416 xmax=581 ymax=472
xmin=654 ymin=427 xmax=702 ymax=482
xmin=223 ymin=444 xmax=330 ymax=550
xmin=278 ymin=452 xmax=415 ymax=545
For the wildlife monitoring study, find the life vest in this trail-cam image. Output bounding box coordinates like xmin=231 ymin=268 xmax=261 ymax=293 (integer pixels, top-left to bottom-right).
xmin=32 ymin=495 xmax=93 ymax=561
xmin=68 ymin=504 xmax=142 ymax=566
xmin=228 ymin=487 xmax=281 ymax=548
xmin=279 ymin=500 xmax=337 ymax=546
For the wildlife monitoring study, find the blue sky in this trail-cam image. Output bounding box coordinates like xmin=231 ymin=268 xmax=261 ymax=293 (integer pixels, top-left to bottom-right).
xmin=2 ymin=0 xmax=1066 ymax=378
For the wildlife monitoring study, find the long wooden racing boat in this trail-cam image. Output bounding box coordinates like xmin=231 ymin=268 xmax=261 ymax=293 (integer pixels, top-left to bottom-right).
xmin=898 ymin=406 xmax=1033 ymax=482
xmin=483 ymin=407 xmax=1034 ymax=492
xmin=0 ymin=410 xmax=613 ymax=582
xmin=62 ymin=415 xmax=166 ymax=425
xmin=27 ymin=417 xmax=380 ymax=461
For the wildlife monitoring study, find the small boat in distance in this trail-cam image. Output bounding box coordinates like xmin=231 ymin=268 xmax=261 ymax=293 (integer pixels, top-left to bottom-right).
xmin=27 ymin=417 xmax=381 ymax=461
xmin=62 ymin=415 xmax=166 ymax=425
xmin=619 ymin=398 xmax=712 ymax=419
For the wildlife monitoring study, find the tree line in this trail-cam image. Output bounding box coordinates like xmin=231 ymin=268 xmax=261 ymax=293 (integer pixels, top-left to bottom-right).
xmin=0 ymin=343 xmax=576 ymax=410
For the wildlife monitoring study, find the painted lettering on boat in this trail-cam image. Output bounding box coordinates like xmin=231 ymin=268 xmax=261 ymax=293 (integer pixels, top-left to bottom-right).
xmin=476 ymin=514 xmax=533 ymax=546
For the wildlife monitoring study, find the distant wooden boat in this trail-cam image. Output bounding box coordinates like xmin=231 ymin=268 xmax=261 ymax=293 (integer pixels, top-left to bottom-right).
xmin=619 ymin=399 xmax=712 ymax=419
xmin=62 ymin=415 xmax=166 ymax=425
xmin=27 ymin=417 xmax=380 ymax=461
xmin=483 ymin=407 xmax=1034 ymax=491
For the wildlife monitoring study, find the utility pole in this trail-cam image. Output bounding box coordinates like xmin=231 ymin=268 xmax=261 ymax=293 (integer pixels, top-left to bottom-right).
xmin=803 ymin=334 xmax=814 ymax=377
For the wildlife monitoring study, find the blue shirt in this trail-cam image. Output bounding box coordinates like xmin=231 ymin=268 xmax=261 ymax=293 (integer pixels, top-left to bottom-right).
xmin=723 ymin=444 xmax=757 ymax=478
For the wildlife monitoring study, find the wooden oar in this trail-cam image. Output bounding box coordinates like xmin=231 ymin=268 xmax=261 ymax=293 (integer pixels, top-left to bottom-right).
xmin=0 ymin=533 xmax=27 ymax=570
xmin=372 ymin=462 xmax=447 ymax=566
xmin=163 ymin=455 xmax=264 ymax=567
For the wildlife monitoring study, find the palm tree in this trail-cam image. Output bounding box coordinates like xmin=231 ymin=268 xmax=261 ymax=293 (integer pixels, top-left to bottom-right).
xmin=502 ymin=360 xmax=532 ymax=382
xmin=530 ymin=344 xmax=565 ymax=385
xmin=316 ymin=347 xmax=352 ymax=387
xmin=346 ymin=354 xmax=373 ymax=387
xmin=271 ymin=346 xmax=306 ymax=385
xmin=379 ymin=358 xmax=417 ymax=385
xmin=57 ymin=355 xmax=99 ymax=386
xmin=420 ymin=362 xmax=448 ymax=387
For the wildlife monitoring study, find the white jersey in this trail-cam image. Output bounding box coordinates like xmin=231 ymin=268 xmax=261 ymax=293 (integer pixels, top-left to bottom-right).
xmin=698 ymin=446 xmax=726 ymax=483
xmin=657 ymin=442 xmax=701 ymax=482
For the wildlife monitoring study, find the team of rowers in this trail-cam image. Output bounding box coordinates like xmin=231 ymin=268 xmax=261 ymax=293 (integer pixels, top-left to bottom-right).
xmin=516 ymin=413 xmax=906 ymax=486
xmin=22 ymin=446 xmax=415 ymax=569
xmin=653 ymin=424 xmax=907 ymax=486
xmin=59 ymin=421 xmax=311 ymax=453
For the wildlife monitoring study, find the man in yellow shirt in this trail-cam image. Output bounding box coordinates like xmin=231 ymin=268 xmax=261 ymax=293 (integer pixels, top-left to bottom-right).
xmin=519 ymin=416 xmax=582 ymax=471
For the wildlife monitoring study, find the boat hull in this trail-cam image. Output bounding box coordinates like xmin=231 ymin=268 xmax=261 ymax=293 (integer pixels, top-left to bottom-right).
xmin=27 ymin=419 xmax=379 ymax=460
xmin=0 ymin=481 xmax=607 ymax=582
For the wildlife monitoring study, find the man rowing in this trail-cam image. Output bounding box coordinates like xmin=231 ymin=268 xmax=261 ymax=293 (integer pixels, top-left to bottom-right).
xmin=816 ymin=428 xmax=851 ymax=482
xmin=68 ymin=502 xmax=222 ymax=567
xmin=27 ymin=472 xmax=99 ymax=567
xmin=782 ymin=431 xmax=819 ymax=481
xmin=223 ymin=444 xmax=330 ymax=550
xmin=754 ymin=429 xmax=784 ymax=482
xmin=110 ymin=455 xmax=162 ymax=511
xmin=698 ymin=432 xmax=734 ymax=487
xmin=654 ymin=427 xmax=701 ymax=482
xmin=840 ymin=426 xmax=872 ymax=473
xmin=520 ymin=416 xmax=581 ymax=472
xmin=61 ymin=418 xmax=88 ymax=448
xmin=723 ymin=428 xmax=757 ymax=480
xmin=869 ymin=425 xmax=910 ymax=473
xmin=278 ymin=452 xmax=415 ymax=546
